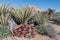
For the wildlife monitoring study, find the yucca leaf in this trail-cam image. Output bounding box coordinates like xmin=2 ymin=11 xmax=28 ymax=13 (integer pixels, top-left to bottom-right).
xmin=11 ymin=6 xmax=34 ymax=24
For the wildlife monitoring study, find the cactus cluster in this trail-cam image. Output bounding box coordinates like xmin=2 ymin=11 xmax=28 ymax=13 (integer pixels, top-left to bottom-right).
xmin=13 ymin=24 xmax=36 ymax=38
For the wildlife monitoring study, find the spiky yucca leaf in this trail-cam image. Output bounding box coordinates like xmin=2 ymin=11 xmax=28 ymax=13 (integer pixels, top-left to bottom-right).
xmin=0 ymin=5 xmax=11 ymax=38
xmin=0 ymin=5 xmax=9 ymax=26
xmin=11 ymin=6 xmax=34 ymax=24
xmin=34 ymin=12 xmax=48 ymax=25
xmin=34 ymin=12 xmax=48 ymax=34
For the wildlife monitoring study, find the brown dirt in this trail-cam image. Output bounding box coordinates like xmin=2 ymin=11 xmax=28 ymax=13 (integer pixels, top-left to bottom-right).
xmin=3 ymin=34 xmax=52 ymax=40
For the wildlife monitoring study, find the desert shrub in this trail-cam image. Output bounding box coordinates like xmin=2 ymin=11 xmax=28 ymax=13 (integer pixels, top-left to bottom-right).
xmin=33 ymin=12 xmax=48 ymax=34
xmin=36 ymin=25 xmax=56 ymax=38
xmin=45 ymin=25 xmax=56 ymax=38
xmin=36 ymin=25 xmax=46 ymax=35
xmin=0 ymin=5 xmax=11 ymax=38
xmin=50 ymin=13 xmax=60 ymax=25
xmin=0 ymin=24 xmax=11 ymax=38
xmin=33 ymin=12 xmax=48 ymax=25
xmin=52 ymin=15 xmax=60 ymax=25
xmin=48 ymin=8 xmax=55 ymax=21
xmin=33 ymin=12 xmax=56 ymax=38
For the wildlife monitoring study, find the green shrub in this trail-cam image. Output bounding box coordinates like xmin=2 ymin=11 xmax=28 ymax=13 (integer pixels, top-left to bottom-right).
xmin=33 ymin=12 xmax=48 ymax=25
xmin=0 ymin=24 xmax=11 ymax=38
xmin=36 ymin=25 xmax=56 ymax=38
xmin=0 ymin=5 xmax=11 ymax=38
xmin=45 ymin=25 xmax=56 ymax=37
xmin=32 ymin=12 xmax=48 ymax=34
xmin=53 ymin=17 xmax=60 ymax=25
xmin=36 ymin=25 xmax=46 ymax=35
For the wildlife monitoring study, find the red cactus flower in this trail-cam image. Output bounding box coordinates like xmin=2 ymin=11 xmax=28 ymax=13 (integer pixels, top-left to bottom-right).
xmin=21 ymin=24 xmax=26 ymax=30
xmin=22 ymin=31 xmax=29 ymax=35
xmin=17 ymin=33 xmax=21 ymax=37
xmin=17 ymin=28 xmax=22 ymax=32
xmin=13 ymin=24 xmax=36 ymax=38
xmin=27 ymin=25 xmax=31 ymax=30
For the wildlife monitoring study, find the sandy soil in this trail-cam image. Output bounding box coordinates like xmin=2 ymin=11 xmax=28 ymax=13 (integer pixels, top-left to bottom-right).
xmin=3 ymin=34 xmax=52 ymax=40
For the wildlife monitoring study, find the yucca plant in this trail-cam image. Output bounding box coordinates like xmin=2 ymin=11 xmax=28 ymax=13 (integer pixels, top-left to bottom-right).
xmin=0 ymin=4 xmax=11 ymax=39
xmin=10 ymin=6 xmax=34 ymax=24
xmin=33 ymin=12 xmax=48 ymax=34
xmin=34 ymin=12 xmax=48 ymax=25
xmin=9 ymin=6 xmax=36 ymax=38
xmin=0 ymin=4 xmax=10 ymax=26
xmin=48 ymin=8 xmax=55 ymax=21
